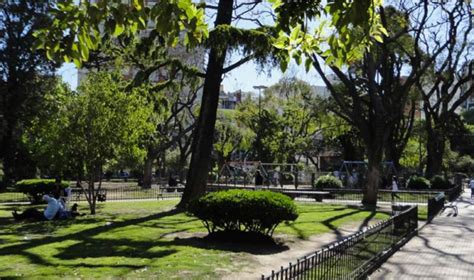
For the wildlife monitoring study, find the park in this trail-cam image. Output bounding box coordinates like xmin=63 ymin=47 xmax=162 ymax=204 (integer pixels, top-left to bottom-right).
xmin=0 ymin=0 xmax=473 ymax=279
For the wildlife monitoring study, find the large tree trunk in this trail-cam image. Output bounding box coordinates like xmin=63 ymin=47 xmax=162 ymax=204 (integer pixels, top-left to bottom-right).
xmin=87 ymin=179 xmax=96 ymax=215
xmin=363 ymin=141 xmax=384 ymax=208
xmin=425 ymin=128 xmax=445 ymax=178
xmin=142 ymin=153 xmax=154 ymax=189
xmin=179 ymin=0 xmax=234 ymax=208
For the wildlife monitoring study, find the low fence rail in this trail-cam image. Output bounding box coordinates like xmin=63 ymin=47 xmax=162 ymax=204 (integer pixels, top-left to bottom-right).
xmin=0 ymin=186 xmax=182 ymax=203
xmin=261 ymin=206 xmax=418 ymax=280
xmin=207 ymin=184 xmax=464 ymax=205
xmin=1 ymin=183 xmax=462 ymax=205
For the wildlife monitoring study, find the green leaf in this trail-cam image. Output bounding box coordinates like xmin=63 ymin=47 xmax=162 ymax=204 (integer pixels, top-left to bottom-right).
xmin=305 ymin=58 xmax=312 ymax=72
xmin=373 ymin=34 xmax=383 ymax=43
xmin=290 ymin=25 xmax=301 ymax=41
xmin=46 ymin=49 xmax=53 ymax=61
xmin=79 ymin=42 xmax=89 ymax=60
xmin=114 ymin=23 xmax=125 ymax=36
xmin=133 ymin=0 xmax=142 ymax=11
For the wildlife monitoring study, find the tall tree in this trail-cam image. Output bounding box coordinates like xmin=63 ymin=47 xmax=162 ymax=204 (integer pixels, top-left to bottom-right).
xmin=180 ymin=0 xmax=278 ymax=207
xmin=238 ymin=77 xmax=325 ymax=164
xmin=0 ymin=0 xmax=58 ymax=186
xmin=414 ymin=1 xmax=473 ymax=178
xmin=275 ymin=2 xmax=452 ymax=206
xmin=28 ymin=72 xmax=154 ymax=214
xmin=181 ymin=0 xmax=387 ymax=207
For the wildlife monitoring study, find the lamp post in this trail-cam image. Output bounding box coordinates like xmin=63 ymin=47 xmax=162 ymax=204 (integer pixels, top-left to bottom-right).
xmin=253 ymin=85 xmax=267 ymax=118
xmin=253 ymin=85 xmax=267 ymax=160
xmin=417 ymin=101 xmax=423 ymax=175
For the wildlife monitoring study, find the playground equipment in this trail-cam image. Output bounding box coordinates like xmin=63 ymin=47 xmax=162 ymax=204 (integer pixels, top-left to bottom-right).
xmin=215 ymin=161 xmax=318 ymax=188
xmin=336 ymin=160 xmax=397 ymax=188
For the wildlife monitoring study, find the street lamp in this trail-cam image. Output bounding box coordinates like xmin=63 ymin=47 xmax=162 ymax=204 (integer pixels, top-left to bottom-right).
xmin=253 ymin=85 xmax=267 ymax=117
xmin=416 ymin=101 xmax=423 ymax=175
xmin=253 ymin=85 xmax=267 ymax=160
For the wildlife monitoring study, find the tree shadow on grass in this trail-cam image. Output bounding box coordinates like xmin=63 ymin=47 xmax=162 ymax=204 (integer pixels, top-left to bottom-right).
xmin=168 ymin=234 xmax=290 ymax=255
xmin=0 ymin=208 xmax=183 ymax=266
xmin=56 ymin=238 xmax=178 ymax=260
xmin=321 ymin=209 xmax=364 ymax=239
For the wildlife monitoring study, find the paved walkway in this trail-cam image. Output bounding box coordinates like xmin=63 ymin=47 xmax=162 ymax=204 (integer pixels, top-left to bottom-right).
xmin=371 ymin=189 xmax=474 ymax=279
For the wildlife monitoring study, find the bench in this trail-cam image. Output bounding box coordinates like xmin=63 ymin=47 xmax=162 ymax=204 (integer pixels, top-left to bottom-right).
xmin=281 ymin=190 xmax=330 ymax=202
xmin=70 ymin=188 xmax=107 ymax=202
xmin=435 ymin=192 xmax=458 ymax=217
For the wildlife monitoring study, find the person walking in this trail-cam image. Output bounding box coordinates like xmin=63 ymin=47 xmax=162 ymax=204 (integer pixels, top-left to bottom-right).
xmin=469 ymin=178 xmax=474 ymax=199
xmin=255 ymin=170 xmax=263 ymax=190
xmin=391 ymin=176 xmax=401 ymax=202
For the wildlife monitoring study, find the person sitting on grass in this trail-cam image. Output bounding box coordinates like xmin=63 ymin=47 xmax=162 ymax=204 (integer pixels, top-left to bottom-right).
xmin=12 ymin=195 xmax=83 ymax=221
xmin=57 ymin=203 xmax=84 ymax=219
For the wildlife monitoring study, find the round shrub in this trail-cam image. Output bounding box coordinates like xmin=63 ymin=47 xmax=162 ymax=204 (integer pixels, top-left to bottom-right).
xmin=406 ymin=176 xmax=430 ymax=190
xmin=430 ymin=175 xmax=452 ymax=190
xmin=15 ymin=179 xmax=68 ymax=203
xmin=314 ymin=175 xmax=343 ymax=189
xmin=188 ymin=190 xmax=298 ymax=237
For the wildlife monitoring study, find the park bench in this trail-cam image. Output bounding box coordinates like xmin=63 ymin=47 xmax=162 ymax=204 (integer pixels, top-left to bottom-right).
xmin=437 ymin=192 xmax=458 ymax=216
xmin=70 ymin=188 xmax=107 ymax=202
xmin=280 ymin=190 xmax=330 ymax=202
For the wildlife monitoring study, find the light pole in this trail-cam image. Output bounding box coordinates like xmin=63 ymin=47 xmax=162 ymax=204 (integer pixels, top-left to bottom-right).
xmin=253 ymin=85 xmax=267 ymax=118
xmin=253 ymin=85 xmax=267 ymax=160
xmin=417 ymin=101 xmax=423 ymax=175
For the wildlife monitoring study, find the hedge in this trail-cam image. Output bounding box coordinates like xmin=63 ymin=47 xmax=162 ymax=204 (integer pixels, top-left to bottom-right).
xmin=15 ymin=179 xmax=68 ymax=204
xmin=406 ymin=176 xmax=430 ymax=190
xmin=314 ymin=175 xmax=343 ymax=189
xmin=430 ymin=175 xmax=452 ymax=190
xmin=188 ymin=190 xmax=298 ymax=237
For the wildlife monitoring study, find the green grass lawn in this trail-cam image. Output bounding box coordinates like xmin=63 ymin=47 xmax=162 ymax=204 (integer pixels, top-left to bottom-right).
xmin=0 ymin=200 xmax=389 ymax=279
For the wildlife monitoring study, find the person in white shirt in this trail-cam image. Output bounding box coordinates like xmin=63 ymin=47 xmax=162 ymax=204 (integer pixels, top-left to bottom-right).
xmin=469 ymin=179 xmax=474 ymax=198
xmin=391 ymin=176 xmax=401 ymax=201
xmin=12 ymin=195 xmax=61 ymax=221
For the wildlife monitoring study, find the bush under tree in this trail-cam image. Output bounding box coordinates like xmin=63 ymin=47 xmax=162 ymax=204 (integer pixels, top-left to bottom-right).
xmin=314 ymin=175 xmax=343 ymax=189
xmin=430 ymin=175 xmax=452 ymax=190
xmin=188 ymin=190 xmax=298 ymax=237
xmin=406 ymin=175 xmax=430 ymax=190
xmin=15 ymin=179 xmax=68 ymax=204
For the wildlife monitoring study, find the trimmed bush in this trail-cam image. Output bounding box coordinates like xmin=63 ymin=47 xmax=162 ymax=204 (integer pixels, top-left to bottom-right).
xmin=15 ymin=179 xmax=68 ymax=203
xmin=406 ymin=176 xmax=430 ymax=190
xmin=430 ymin=175 xmax=452 ymax=190
xmin=314 ymin=175 xmax=343 ymax=189
xmin=188 ymin=190 xmax=298 ymax=237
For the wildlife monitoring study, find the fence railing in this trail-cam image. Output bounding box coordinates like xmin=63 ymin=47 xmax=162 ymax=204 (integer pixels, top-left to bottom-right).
xmin=0 ymin=186 xmax=182 ymax=203
xmin=427 ymin=193 xmax=446 ymax=222
xmin=69 ymin=186 xmax=183 ymax=202
xmin=207 ymin=184 xmax=464 ymax=205
xmin=261 ymin=206 xmax=418 ymax=280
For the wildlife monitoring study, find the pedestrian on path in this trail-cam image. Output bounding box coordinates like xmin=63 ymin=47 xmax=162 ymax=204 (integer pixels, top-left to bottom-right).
xmin=391 ymin=176 xmax=401 ymax=202
xmin=469 ymin=178 xmax=474 ymax=199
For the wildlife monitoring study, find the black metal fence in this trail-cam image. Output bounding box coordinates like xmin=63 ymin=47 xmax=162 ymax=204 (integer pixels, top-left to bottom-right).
xmin=69 ymin=186 xmax=183 ymax=202
xmin=261 ymin=206 xmax=418 ymax=280
xmin=0 ymin=186 xmax=182 ymax=203
xmin=207 ymin=184 xmax=464 ymax=205
xmin=427 ymin=193 xmax=446 ymax=222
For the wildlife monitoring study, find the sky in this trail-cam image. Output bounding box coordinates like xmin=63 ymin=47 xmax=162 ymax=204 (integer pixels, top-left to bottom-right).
xmin=59 ymin=59 xmax=325 ymax=93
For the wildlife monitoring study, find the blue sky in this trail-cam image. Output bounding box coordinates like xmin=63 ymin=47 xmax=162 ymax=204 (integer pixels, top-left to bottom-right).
xmin=59 ymin=59 xmax=325 ymax=93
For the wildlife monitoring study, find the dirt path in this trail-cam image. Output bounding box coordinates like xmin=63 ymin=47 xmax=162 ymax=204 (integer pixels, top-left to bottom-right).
xmin=222 ymin=221 xmax=379 ymax=280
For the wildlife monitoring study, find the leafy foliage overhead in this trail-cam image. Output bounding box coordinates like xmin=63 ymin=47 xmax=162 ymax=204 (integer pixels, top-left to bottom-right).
xmin=34 ymin=0 xmax=208 ymax=67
